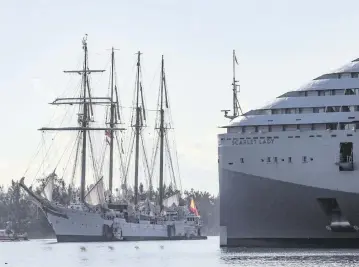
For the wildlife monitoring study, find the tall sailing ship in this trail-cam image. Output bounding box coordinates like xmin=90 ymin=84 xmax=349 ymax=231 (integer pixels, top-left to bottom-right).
xmin=19 ymin=36 xmax=205 ymax=242
xmin=219 ymin=50 xmax=359 ymax=247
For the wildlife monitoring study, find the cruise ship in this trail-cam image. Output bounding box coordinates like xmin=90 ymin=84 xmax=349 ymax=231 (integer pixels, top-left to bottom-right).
xmin=219 ymin=51 xmax=359 ymax=248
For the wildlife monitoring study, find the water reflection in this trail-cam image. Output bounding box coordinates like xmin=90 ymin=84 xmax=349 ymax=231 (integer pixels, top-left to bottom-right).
xmin=220 ymin=247 xmax=359 ymax=266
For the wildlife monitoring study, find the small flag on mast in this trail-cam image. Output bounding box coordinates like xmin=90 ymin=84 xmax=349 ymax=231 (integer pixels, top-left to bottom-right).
xmin=234 ymin=54 xmax=239 ymax=65
xmin=121 ymin=138 xmax=124 ymax=154
xmin=105 ymin=130 xmax=111 ymax=145
xmin=105 ymin=130 xmax=112 ymax=138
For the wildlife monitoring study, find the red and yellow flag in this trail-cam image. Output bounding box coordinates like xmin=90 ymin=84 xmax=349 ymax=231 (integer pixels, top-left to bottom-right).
xmin=189 ymin=198 xmax=199 ymax=216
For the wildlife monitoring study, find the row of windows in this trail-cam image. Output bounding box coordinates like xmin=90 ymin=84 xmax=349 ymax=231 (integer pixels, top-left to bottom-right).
xmin=253 ymin=105 xmax=359 ymax=116
xmin=238 ymin=156 xmax=313 ymax=164
xmin=230 ymin=122 xmax=359 ymax=133
xmin=321 ymin=72 xmax=359 ymax=80
xmin=283 ymin=88 xmax=358 ymax=98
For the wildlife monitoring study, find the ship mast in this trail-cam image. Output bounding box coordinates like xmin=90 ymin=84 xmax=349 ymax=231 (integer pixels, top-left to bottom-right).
xmin=159 ymin=55 xmax=166 ymax=211
xmin=134 ymin=51 xmax=142 ymax=206
xmin=151 ymin=55 xmax=178 ymax=211
xmin=79 ymin=37 xmax=89 ymax=201
xmin=108 ymin=48 xmax=115 ymax=195
xmin=39 ymin=35 xmax=125 ymax=203
xmin=222 ymin=49 xmax=242 ymax=120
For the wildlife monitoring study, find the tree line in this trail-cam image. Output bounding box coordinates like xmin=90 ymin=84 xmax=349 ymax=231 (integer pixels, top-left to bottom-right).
xmin=0 ymin=178 xmax=219 ymax=238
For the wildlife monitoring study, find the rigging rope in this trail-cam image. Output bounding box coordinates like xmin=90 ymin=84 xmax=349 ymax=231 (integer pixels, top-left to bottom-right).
xmin=23 ymin=138 xmax=43 ymax=177
xmin=31 ymin=85 xmax=81 ymax=186
xmin=123 ymin=130 xmax=135 ymax=187
xmin=69 ymin=132 xmax=82 ymax=188
xmin=140 ymin=132 xmax=152 ymax=189
xmin=165 ymin=132 xmax=178 ymax=191
xmin=114 ymin=131 xmax=127 ymax=187
xmin=88 ymin=132 xmax=101 ymax=184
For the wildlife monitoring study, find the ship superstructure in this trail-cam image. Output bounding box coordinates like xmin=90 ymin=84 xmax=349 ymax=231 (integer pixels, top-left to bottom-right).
xmin=219 ymin=54 xmax=359 ymax=247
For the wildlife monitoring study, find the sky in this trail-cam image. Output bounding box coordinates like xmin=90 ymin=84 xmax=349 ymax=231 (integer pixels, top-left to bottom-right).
xmin=1 ymin=0 xmax=359 ymax=194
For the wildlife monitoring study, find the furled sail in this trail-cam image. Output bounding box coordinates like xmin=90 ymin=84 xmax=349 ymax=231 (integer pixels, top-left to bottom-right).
xmin=85 ymin=177 xmax=106 ymax=206
xmin=163 ymin=192 xmax=180 ymax=208
xmin=139 ymin=199 xmax=156 ymax=216
xmin=41 ymin=172 xmax=55 ymax=202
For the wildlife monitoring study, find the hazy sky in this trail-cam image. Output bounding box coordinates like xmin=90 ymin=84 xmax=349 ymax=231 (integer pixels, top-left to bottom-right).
xmin=1 ymin=0 xmax=359 ymax=194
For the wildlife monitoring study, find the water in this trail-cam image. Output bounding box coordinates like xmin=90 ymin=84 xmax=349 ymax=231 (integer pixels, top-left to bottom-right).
xmin=1 ymin=236 xmax=359 ymax=266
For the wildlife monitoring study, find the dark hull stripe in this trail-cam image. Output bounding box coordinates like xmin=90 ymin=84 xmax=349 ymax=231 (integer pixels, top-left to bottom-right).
xmin=222 ymin=238 xmax=359 ymax=248
xmin=56 ymin=235 xmax=207 ymax=243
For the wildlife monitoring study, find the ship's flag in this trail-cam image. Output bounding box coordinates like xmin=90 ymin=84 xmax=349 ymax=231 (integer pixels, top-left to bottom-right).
xmin=189 ymin=198 xmax=199 ymax=216
xmin=234 ymin=54 xmax=239 ymax=65
xmin=105 ymin=130 xmax=111 ymax=145
xmin=105 ymin=130 xmax=112 ymax=138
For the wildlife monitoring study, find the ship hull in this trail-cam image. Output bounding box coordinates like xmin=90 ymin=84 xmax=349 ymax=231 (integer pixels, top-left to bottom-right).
xmin=219 ymin=169 xmax=359 ymax=248
xmin=44 ymin=206 xmax=204 ymax=243
xmin=56 ymin=234 xmax=207 ymax=242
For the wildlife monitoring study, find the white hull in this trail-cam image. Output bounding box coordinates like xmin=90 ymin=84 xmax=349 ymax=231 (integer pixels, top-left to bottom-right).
xmin=45 ymin=205 xmax=203 ymax=242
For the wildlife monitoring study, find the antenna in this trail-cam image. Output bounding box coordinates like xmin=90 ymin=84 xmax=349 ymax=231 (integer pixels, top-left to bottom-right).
xmin=222 ymin=49 xmax=244 ymax=120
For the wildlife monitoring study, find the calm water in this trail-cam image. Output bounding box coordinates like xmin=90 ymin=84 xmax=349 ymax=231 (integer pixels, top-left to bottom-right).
xmin=1 ymin=236 xmax=359 ymax=266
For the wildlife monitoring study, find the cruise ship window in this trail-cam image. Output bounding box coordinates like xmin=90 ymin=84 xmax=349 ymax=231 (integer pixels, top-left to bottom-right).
xmin=339 ymin=123 xmax=346 ymax=130
xmin=268 ymin=125 xmax=272 ymax=132
xmin=318 ymin=90 xmax=325 ymax=96
xmin=341 ymin=123 xmax=356 ymax=130
xmin=272 ymin=109 xmax=279 ymax=114
xmin=338 ymin=73 xmax=342 ymax=79
xmin=345 ymin=89 xmax=355 ymax=95
xmin=267 ymin=157 xmax=271 ymax=163
xmin=288 ymin=157 xmax=292 ymax=163
xmin=351 ymin=73 xmax=358 ymax=78
xmin=314 ymin=107 xmax=325 ymax=113
xmin=240 ymin=158 xmax=244 ymax=163
xmin=302 ymin=156 xmax=307 ymax=163
xmin=330 ymin=90 xmax=336 ymax=96
xmin=336 ymin=89 xmax=345 ymax=95
xmin=326 ymin=123 xmax=337 ymax=130
xmin=274 ymin=157 xmax=278 ymax=163
xmin=342 ymin=106 xmax=350 ymax=112
xmin=326 ymin=106 xmax=335 ymax=113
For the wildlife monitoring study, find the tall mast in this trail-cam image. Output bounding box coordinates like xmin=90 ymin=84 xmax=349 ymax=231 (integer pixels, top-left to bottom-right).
xmin=134 ymin=51 xmax=142 ymax=206
xmin=232 ymin=49 xmax=238 ymax=118
xmin=108 ymin=47 xmax=115 ymax=195
xmin=222 ymin=49 xmax=241 ymax=120
xmin=40 ymin=36 xmax=128 ymax=204
xmin=80 ymin=37 xmax=89 ymax=202
xmin=159 ymin=55 xmax=165 ymax=211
